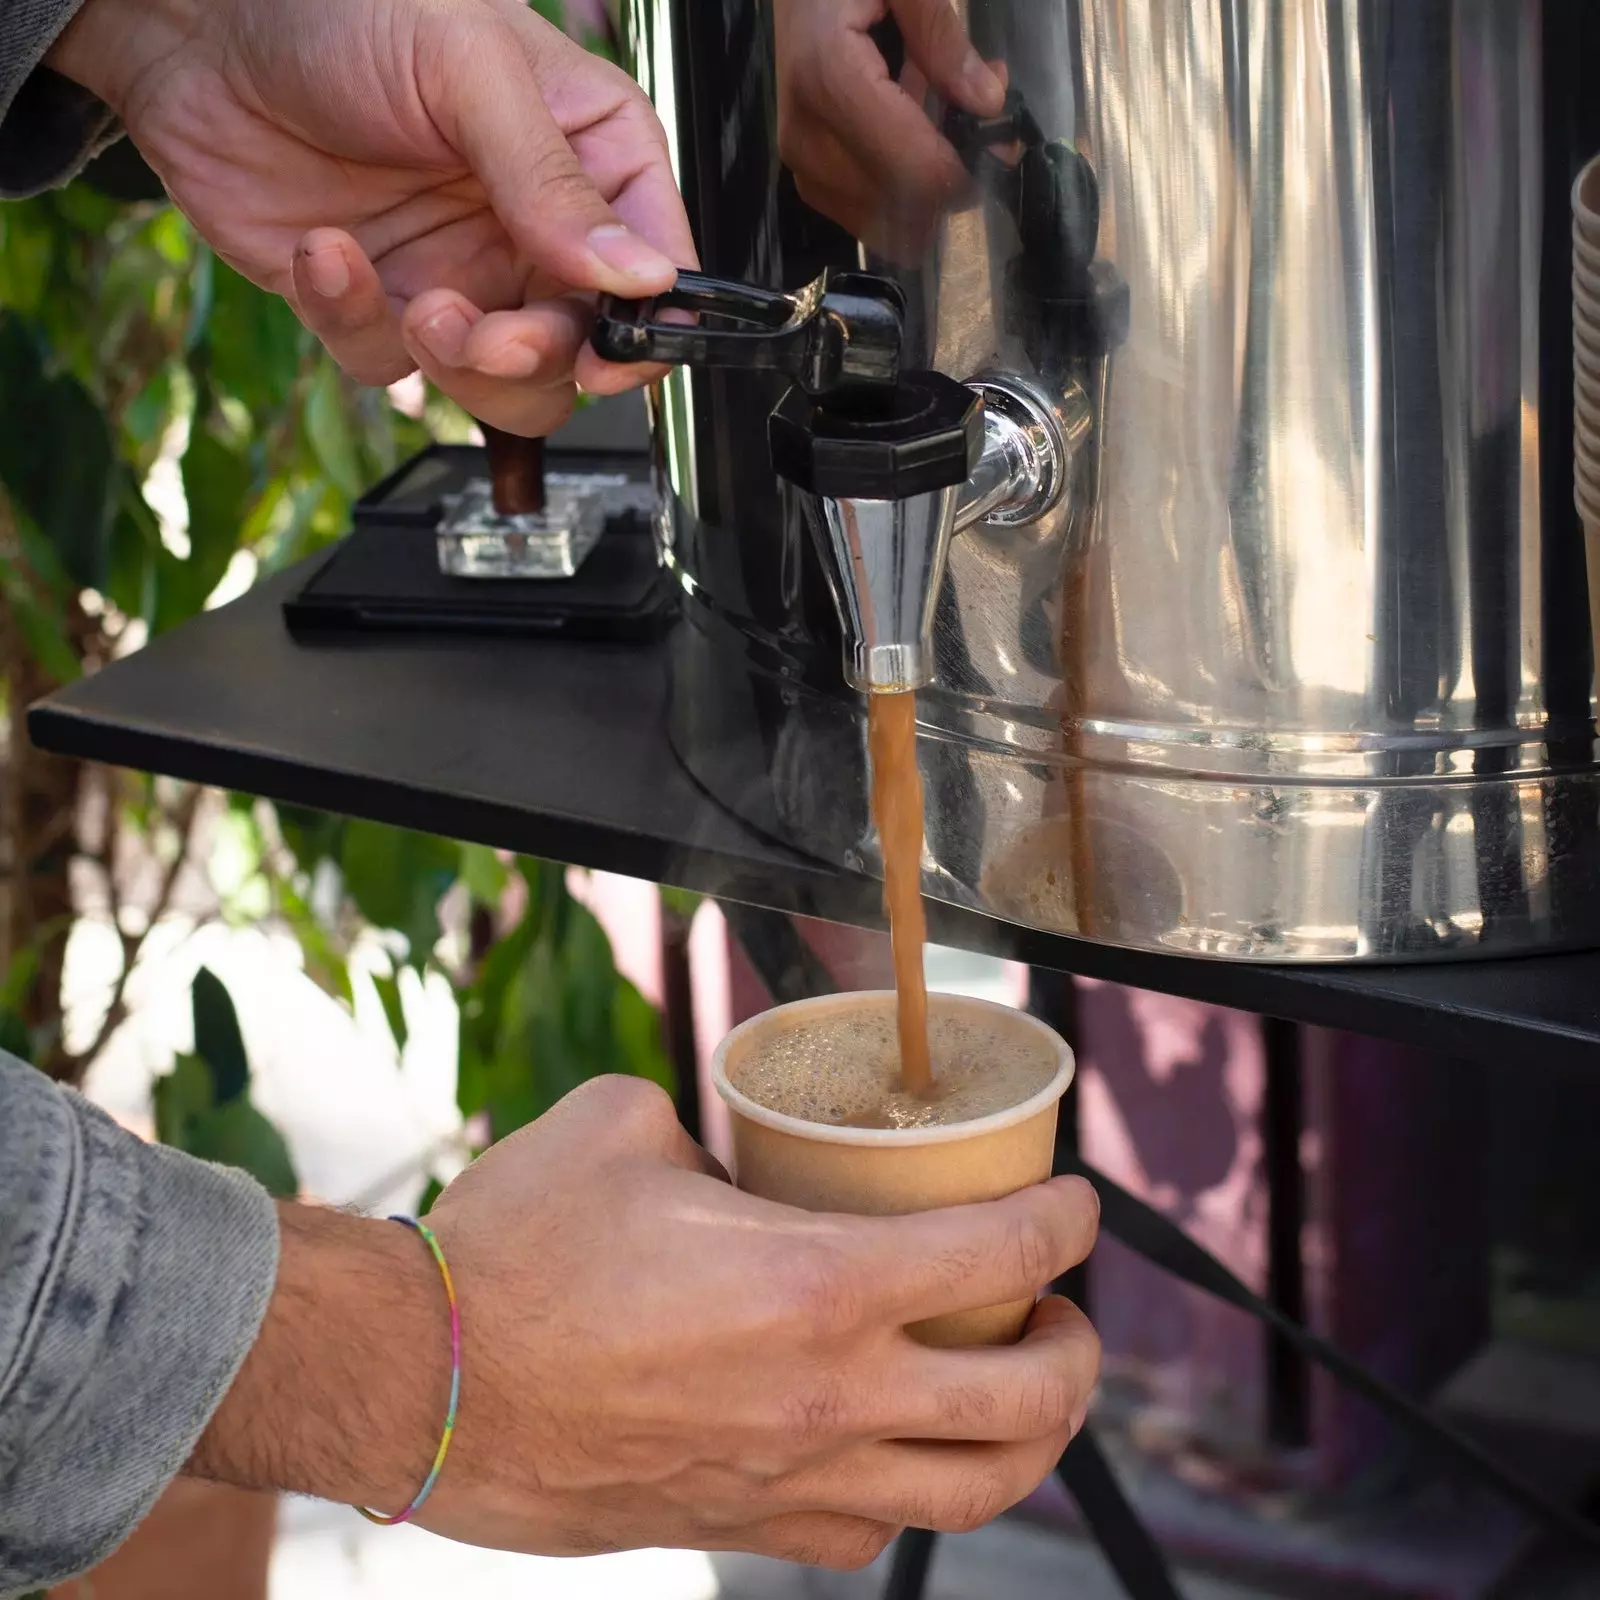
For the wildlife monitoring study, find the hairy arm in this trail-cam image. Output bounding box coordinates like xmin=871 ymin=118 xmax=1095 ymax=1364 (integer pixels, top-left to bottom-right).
xmin=186 ymin=1204 xmax=452 ymax=1516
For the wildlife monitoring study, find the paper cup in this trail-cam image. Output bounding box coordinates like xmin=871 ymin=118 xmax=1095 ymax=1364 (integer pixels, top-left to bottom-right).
xmin=1579 ymin=450 xmax=1600 ymax=507
xmin=1577 ymin=155 xmax=1600 ymax=250
xmin=713 ymin=991 xmax=1075 ymax=1348
xmin=1578 ymin=327 xmax=1600 ymax=402
xmin=1576 ymin=265 xmax=1600 ymax=323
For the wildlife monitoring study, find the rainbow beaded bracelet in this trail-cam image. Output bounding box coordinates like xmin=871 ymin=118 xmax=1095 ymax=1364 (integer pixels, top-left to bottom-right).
xmin=355 ymin=1216 xmax=461 ymax=1526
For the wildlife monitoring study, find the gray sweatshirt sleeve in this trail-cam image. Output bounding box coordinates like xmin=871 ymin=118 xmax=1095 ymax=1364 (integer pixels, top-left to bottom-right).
xmin=0 ymin=1053 xmax=280 ymax=1598
xmin=0 ymin=0 xmax=122 ymax=198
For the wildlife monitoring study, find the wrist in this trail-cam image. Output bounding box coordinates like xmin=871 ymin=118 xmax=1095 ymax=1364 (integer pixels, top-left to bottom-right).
xmin=45 ymin=0 xmax=202 ymax=115
xmin=187 ymin=1204 xmax=454 ymax=1515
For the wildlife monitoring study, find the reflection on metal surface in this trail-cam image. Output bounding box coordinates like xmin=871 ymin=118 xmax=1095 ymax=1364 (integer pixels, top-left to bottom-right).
xmin=627 ymin=0 xmax=1600 ymax=962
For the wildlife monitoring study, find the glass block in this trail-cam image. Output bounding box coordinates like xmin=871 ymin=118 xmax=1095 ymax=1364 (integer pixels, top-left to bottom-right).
xmin=437 ymin=477 xmax=611 ymax=579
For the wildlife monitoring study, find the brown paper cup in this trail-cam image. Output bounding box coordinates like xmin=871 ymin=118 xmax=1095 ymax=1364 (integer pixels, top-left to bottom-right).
xmin=713 ymin=991 xmax=1074 ymax=1348
xmin=1577 ymin=155 xmax=1600 ymax=251
xmin=1579 ymin=457 xmax=1600 ymax=522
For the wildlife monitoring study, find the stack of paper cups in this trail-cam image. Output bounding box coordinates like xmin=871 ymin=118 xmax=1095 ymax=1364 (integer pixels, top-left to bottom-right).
xmin=1577 ymin=155 xmax=1600 ymax=661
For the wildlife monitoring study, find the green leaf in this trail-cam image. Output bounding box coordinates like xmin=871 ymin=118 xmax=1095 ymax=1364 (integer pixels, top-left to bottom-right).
xmin=0 ymin=310 xmax=115 ymax=590
xmin=1 ymin=947 xmax=39 ymax=1016
xmin=276 ymin=879 xmax=354 ymax=1007
xmin=161 ymin=422 xmax=251 ymax=630
xmin=273 ymin=802 xmax=345 ymax=874
xmin=185 ymin=245 xmax=215 ymax=352
xmin=372 ymin=971 xmax=409 ymax=1053
xmin=192 ymin=966 xmax=250 ymax=1104
xmin=0 ymin=207 xmax=55 ymax=314
xmin=122 ymin=363 xmax=175 ymax=454
xmin=613 ymin=976 xmax=675 ymax=1094
xmin=304 ymin=359 xmax=363 ymax=498
xmin=183 ymin=1099 xmax=299 ymax=1198
xmin=459 ymin=842 xmax=509 ymax=908
xmin=416 ymin=1176 xmax=445 ymax=1216
xmin=340 ymin=821 xmax=458 ymax=967
xmin=0 ymin=555 xmax=80 ymax=683
xmin=659 ymin=886 xmax=703 ymax=923
xmin=0 ymin=1011 xmax=34 ymax=1065
xmin=152 ymin=1052 xmax=215 ymax=1150
xmin=201 ymin=255 xmax=305 ymax=414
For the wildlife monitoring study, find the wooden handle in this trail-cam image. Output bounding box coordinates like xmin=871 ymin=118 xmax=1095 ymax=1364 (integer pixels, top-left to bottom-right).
xmin=481 ymin=424 xmax=546 ymax=516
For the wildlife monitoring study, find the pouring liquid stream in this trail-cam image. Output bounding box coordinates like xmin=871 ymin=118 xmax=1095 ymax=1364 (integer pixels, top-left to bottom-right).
xmin=867 ymin=690 xmax=934 ymax=1098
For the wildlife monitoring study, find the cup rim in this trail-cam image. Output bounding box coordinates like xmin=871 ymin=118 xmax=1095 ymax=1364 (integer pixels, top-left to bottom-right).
xmin=712 ymin=990 xmax=1076 ymax=1148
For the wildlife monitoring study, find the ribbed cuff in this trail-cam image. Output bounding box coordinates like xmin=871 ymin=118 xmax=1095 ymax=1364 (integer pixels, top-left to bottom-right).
xmin=0 ymin=1089 xmax=278 ymax=1595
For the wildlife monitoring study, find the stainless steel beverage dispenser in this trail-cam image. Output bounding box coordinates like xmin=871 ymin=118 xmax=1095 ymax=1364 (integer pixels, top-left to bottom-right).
xmin=609 ymin=0 xmax=1600 ymax=963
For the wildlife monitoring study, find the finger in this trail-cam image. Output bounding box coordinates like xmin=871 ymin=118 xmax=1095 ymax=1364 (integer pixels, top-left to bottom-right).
xmin=889 ymin=0 xmax=1006 ymax=115
xmin=437 ymin=19 xmax=677 ymax=297
xmin=290 ymin=229 xmax=414 ymax=387
xmin=711 ymin=1512 xmax=899 ymax=1572
xmin=543 ymin=1073 xmax=729 ymax=1180
xmin=788 ymin=122 xmax=948 ymax=261
xmin=572 ymin=348 xmax=673 ymax=396
xmin=401 ymin=291 xmax=583 ymax=436
xmin=775 ymin=1431 xmax=1069 ymax=1534
xmin=569 ymin=100 xmax=701 ymax=274
xmin=883 ymin=1295 xmax=1101 ymax=1444
xmin=854 ymin=1176 xmax=1100 ymax=1325
xmin=462 ymin=300 xmax=590 ymax=383
xmin=806 ymin=37 xmax=973 ymax=211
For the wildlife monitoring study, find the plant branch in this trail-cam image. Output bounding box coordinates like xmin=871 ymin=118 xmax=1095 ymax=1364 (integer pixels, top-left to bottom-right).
xmin=70 ymin=782 xmax=203 ymax=1075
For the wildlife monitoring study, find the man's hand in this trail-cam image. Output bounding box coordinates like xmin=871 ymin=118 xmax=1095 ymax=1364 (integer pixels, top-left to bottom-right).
xmin=191 ymin=1076 xmax=1100 ymax=1569
xmin=773 ymin=0 xmax=1005 ymax=260
xmin=47 ymin=0 xmax=698 ymax=434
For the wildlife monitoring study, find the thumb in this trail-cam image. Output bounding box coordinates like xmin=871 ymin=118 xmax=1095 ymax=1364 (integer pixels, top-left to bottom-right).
xmin=440 ymin=22 xmax=678 ymax=297
xmin=888 ymin=0 xmax=1005 ymax=116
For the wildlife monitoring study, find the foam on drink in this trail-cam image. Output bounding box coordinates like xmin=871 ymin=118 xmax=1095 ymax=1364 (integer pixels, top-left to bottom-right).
xmin=729 ymin=996 xmax=1057 ymax=1131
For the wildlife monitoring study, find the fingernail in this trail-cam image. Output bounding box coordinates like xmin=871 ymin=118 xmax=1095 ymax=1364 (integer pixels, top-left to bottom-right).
xmin=962 ymin=51 xmax=1004 ymax=109
xmin=587 ymin=224 xmax=675 ymax=287
xmin=1069 ymin=1403 xmax=1089 ymax=1437
xmin=417 ymin=305 xmax=471 ymax=367
xmin=304 ymin=245 xmax=350 ymax=301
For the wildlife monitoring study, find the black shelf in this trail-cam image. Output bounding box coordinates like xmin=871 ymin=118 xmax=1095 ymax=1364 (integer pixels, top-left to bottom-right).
xmin=28 ymin=560 xmax=1600 ymax=1073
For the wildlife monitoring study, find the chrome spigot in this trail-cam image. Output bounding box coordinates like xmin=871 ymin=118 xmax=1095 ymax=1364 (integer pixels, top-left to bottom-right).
xmin=814 ymin=490 xmax=962 ymax=693
xmin=767 ymin=371 xmax=982 ymax=693
xmin=591 ymin=270 xmax=1085 ymax=693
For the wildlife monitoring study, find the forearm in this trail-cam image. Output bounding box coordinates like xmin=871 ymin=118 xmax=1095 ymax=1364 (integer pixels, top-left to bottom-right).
xmin=188 ymin=1203 xmax=453 ymax=1516
xmin=0 ymin=1055 xmax=278 ymax=1596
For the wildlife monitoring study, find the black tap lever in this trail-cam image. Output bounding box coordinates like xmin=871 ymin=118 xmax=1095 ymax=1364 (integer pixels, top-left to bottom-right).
xmin=592 ymin=270 xmax=906 ymax=406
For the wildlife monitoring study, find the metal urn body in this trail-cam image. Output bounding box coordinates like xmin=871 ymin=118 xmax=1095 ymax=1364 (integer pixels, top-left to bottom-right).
xmin=626 ymin=0 xmax=1600 ymax=963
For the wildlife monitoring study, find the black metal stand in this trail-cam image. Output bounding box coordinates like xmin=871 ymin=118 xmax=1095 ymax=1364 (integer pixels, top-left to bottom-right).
xmin=883 ymin=1529 xmax=939 ymax=1600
